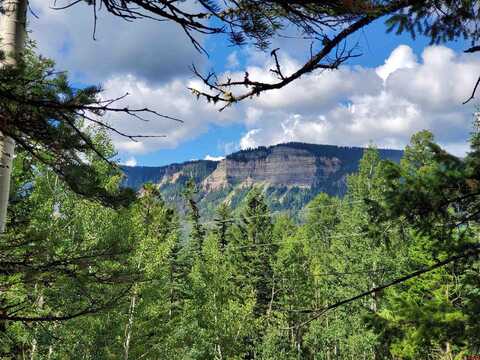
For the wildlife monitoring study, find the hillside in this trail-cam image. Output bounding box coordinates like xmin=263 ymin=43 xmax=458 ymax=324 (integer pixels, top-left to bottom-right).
xmin=122 ymin=142 xmax=403 ymax=216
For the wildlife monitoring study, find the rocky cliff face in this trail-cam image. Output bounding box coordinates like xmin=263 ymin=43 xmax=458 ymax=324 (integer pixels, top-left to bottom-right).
xmin=202 ymin=160 xmax=228 ymax=191
xmin=202 ymin=146 xmax=335 ymax=190
xmin=227 ymin=146 xmax=318 ymax=187
xmin=122 ymin=142 xmax=403 ymax=215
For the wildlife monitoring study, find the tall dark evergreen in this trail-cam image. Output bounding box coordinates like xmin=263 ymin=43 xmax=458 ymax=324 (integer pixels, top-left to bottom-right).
xmin=212 ymin=203 xmax=233 ymax=251
xmin=182 ymin=178 xmax=206 ymax=256
xmin=372 ymin=131 xmax=480 ymax=358
xmin=238 ymin=189 xmax=275 ymax=317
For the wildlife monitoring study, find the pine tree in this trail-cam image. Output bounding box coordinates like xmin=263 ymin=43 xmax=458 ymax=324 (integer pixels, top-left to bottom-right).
xmin=213 ymin=203 xmax=233 ymax=250
xmin=372 ymin=131 xmax=480 ymax=358
xmin=183 ymin=178 xmax=206 ymax=257
xmin=224 ymin=188 xmax=276 ymax=357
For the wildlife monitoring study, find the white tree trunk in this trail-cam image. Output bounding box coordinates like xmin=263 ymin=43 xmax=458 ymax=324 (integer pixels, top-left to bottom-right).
xmin=123 ymin=290 xmax=137 ymax=360
xmin=0 ymin=0 xmax=28 ymax=233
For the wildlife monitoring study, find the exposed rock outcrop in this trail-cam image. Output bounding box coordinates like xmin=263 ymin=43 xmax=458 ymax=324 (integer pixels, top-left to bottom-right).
xmin=226 ymin=146 xmax=318 ymax=187
xmin=202 ymin=159 xmax=228 ymax=191
xmin=202 ymin=145 xmax=324 ymax=190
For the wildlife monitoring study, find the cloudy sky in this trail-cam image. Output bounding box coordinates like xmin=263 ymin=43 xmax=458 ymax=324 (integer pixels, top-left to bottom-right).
xmin=29 ymin=1 xmax=479 ymax=166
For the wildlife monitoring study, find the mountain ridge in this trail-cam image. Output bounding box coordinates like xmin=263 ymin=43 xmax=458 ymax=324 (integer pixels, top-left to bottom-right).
xmin=122 ymin=142 xmax=403 ymax=216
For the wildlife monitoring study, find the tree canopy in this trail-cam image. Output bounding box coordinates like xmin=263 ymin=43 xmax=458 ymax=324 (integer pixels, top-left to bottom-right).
xmin=2 ymin=1 xmax=480 ymax=357
xmin=3 ymin=132 xmax=479 ymax=359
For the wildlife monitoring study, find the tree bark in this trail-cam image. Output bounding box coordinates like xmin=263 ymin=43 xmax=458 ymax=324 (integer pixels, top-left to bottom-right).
xmin=0 ymin=0 xmax=28 ymax=233
xmin=123 ymin=289 xmax=137 ymax=360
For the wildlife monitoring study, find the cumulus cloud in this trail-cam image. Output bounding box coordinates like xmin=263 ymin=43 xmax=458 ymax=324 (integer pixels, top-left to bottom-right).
xmin=376 ymin=45 xmax=417 ymax=81
xmin=23 ymin=1 xmax=479 ymax=160
xmin=235 ymin=45 xmax=480 ymax=154
xmin=53 ymin=41 xmax=479 ymax=159
xmin=29 ymin=0 xmax=204 ymax=84
xmin=101 ymin=75 xmax=238 ymax=154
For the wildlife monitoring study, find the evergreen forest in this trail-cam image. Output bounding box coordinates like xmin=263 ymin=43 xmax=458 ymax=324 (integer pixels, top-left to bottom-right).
xmin=2 ymin=125 xmax=480 ymax=359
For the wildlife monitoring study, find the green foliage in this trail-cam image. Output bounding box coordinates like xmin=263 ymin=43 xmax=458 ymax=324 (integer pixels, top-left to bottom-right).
xmin=0 ymin=134 xmax=136 ymax=357
xmin=0 ymin=43 xmax=135 ymax=208
xmin=374 ymin=130 xmax=480 ymax=358
xmin=4 ymin=130 xmax=480 ymax=359
xmin=385 ymin=0 xmax=480 ymax=46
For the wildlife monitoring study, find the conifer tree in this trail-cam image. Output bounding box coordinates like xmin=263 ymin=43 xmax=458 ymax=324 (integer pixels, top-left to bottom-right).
xmin=213 ymin=203 xmax=233 ymax=250
xmin=372 ymin=131 xmax=480 ymax=358
xmin=225 ymin=188 xmax=275 ymax=357
xmin=183 ymin=178 xmax=206 ymax=257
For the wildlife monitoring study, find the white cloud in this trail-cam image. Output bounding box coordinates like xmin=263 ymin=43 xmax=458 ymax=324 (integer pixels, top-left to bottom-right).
xmin=376 ymin=45 xmax=417 ymax=81
xmin=235 ymin=45 xmax=480 ymax=154
xmin=24 ymin=1 xmax=479 ymax=161
xmin=226 ymin=52 xmax=240 ymax=69
xmin=75 ymin=43 xmax=480 ymax=158
xmin=123 ymin=157 xmax=138 ymax=167
xmin=221 ymin=54 xmax=382 ymax=114
xmin=385 ymin=46 xmax=477 ymax=112
xmin=240 ymin=129 xmax=261 ymax=150
xmin=29 ymin=0 xmax=204 ymax=84
xmin=204 ymin=155 xmax=225 ymax=161
xmin=101 ymin=74 xmax=239 ymax=154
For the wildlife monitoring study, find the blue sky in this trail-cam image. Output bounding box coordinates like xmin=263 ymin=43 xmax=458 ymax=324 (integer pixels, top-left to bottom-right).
xmin=137 ymin=124 xmax=243 ymax=166
xmin=137 ymin=18 xmax=470 ymax=166
xmin=136 ymin=21 xmax=469 ymax=166
xmin=29 ymin=2 xmax=478 ymax=166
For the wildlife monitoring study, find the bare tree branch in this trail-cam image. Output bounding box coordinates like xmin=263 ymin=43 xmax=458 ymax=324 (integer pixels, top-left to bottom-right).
xmin=189 ymin=0 xmax=420 ymax=110
xmin=463 ymin=76 xmax=480 ymax=104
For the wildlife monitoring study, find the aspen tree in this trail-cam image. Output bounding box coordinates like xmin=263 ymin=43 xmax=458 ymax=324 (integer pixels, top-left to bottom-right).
xmin=0 ymin=0 xmax=27 ymax=232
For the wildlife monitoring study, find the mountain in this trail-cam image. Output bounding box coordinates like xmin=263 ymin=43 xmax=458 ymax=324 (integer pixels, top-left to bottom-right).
xmin=122 ymin=142 xmax=403 ymax=216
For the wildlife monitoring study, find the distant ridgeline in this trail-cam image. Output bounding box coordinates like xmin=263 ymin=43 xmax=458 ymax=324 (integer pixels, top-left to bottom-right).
xmin=122 ymin=142 xmax=403 ymax=217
